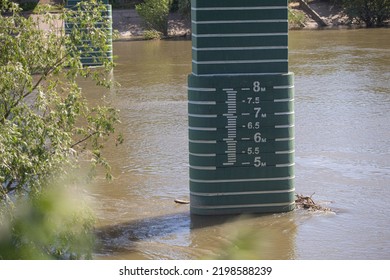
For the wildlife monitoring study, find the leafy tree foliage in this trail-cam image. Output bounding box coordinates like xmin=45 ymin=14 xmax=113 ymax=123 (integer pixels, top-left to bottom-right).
xmin=341 ymin=0 xmax=390 ymax=26
xmin=135 ymin=0 xmax=172 ymax=37
xmin=0 ymin=0 xmax=120 ymax=199
xmin=0 ymin=0 xmax=121 ymax=259
xmin=178 ymin=0 xmax=190 ymax=18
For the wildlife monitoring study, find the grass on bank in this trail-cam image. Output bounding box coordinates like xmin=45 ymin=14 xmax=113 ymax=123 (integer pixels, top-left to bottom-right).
xmin=289 ymin=7 xmax=307 ymax=28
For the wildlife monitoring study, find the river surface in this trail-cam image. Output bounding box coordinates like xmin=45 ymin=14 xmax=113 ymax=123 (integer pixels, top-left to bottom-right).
xmin=82 ymin=28 xmax=390 ymax=260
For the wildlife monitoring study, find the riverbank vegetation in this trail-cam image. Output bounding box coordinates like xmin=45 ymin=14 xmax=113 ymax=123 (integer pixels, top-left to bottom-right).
xmin=338 ymin=0 xmax=390 ymax=27
xmin=294 ymin=0 xmax=390 ymax=27
xmin=135 ymin=0 xmax=171 ymax=37
xmin=0 ymin=0 xmax=121 ymax=259
xmin=5 ymin=1 xmax=389 ymax=40
xmin=132 ymin=0 xmax=389 ymax=39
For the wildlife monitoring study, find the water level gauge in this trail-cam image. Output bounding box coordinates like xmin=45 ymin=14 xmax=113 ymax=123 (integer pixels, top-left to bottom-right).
xmin=188 ymin=0 xmax=295 ymax=215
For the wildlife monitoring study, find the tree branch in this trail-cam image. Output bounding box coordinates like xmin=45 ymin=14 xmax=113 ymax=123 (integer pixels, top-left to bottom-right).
xmin=28 ymin=54 xmax=68 ymax=98
xmin=70 ymin=131 xmax=99 ymax=149
xmin=1 ymin=54 xmax=68 ymax=124
xmin=3 ymin=179 xmax=16 ymax=195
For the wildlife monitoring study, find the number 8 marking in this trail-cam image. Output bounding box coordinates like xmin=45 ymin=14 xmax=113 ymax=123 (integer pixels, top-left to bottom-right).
xmin=253 ymin=81 xmax=261 ymax=92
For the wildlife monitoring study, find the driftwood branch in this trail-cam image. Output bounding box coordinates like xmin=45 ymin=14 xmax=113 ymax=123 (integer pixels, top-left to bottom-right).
xmin=295 ymin=193 xmax=332 ymax=212
xmin=298 ymin=0 xmax=328 ymax=27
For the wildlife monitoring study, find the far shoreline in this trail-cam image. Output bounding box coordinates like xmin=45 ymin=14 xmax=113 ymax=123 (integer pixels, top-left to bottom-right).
xmin=112 ymin=7 xmax=389 ymax=41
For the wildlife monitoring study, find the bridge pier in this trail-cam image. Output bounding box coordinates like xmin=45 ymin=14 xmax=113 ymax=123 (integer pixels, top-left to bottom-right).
xmin=65 ymin=0 xmax=113 ymax=66
xmin=188 ymin=0 xmax=295 ymax=215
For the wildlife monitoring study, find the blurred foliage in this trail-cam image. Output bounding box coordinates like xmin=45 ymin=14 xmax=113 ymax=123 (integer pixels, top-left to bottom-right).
xmin=0 ymin=184 xmax=95 ymax=260
xmin=213 ymin=228 xmax=268 ymax=260
xmin=205 ymin=215 xmax=296 ymax=260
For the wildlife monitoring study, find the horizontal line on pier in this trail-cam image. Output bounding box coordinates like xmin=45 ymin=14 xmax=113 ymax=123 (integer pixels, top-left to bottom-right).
xmin=188 ymin=100 xmax=216 ymax=105
xmin=191 ymin=72 xmax=287 ymax=77
xmin=188 ymin=87 xmax=216 ymax=92
xmin=192 ymin=19 xmax=288 ymax=24
xmin=275 ymin=150 xmax=295 ymax=155
xmin=192 ymin=32 xmax=288 ymax=38
xmin=193 ymin=59 xmax=287 ymax=65
xmin=189 ymin=126 xmax=217 ymax=131
xmin=275 ymin=125 xmax=295 ymax=128
xmin=189 ymin=153 xmax=216 ymax=157
xmin=191 ymin=6 xmax=287 ymax=11
xmin=276 ymin=163 xmax=295 ymax=168
xmin=274 ymin=98 xmax=294 ymax=102
xmin=273 ymin=85 xmax=295 ymax=89
xmin=72 ymin=50 xmax=113 ymax=54
xmin=275 ymin=137 xmax=295 ymax=142
xmin=188 ymin=114 xmax=218 ymax=118
xmin=193 ymin=46 xmax=288 ymax=51
xmin=189 ymin=140 xmax=217 ymax=144
xmin=274 ymin=111 xmax=294 ymax=116
xmin=190 ymin=176 xmax=295 ymax=184
xmin=191 ymin=188 xmax=295 ymax=197
xmin=190 ymin=165 xmax=217 ymax=170
xmin=191 ymin=202 xmax=295 ymax=210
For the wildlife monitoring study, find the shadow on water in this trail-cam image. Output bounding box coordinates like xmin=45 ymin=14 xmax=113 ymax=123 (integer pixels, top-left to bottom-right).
xmin=95 ymin=212 xmax=190 ymax=255
xmin=95 ymin=211 xmax=297 ymax=259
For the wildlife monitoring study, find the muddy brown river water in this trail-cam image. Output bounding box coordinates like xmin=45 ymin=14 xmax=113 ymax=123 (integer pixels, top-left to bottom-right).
xmin=81 ymin=28 xmax=390 ymax=259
